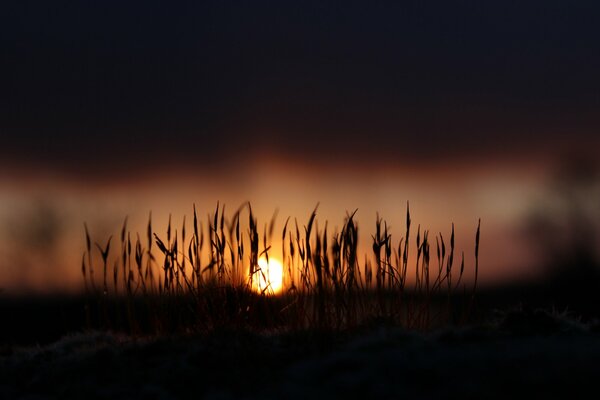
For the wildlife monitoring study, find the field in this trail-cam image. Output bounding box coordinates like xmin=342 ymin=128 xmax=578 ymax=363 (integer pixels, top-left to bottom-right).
xmin=1 ymin=203 xmax=599 ymax=399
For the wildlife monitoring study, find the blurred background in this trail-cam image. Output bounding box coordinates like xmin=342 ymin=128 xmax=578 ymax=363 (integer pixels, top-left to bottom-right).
xmin=1 ymin=1 xmax=599 ymax=294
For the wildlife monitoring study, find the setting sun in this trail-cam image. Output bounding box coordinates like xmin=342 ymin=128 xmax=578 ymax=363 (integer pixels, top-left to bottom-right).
xmin=251 ymin=257 xmax=284 ymax=294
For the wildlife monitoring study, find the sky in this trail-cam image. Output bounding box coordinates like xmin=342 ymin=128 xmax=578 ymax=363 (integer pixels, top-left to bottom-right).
xmin=1 ymin=1 xmax=599 ymax=292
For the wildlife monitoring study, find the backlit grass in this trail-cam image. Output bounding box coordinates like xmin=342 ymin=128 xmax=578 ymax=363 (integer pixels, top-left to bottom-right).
xmin=82 ymin=203 xmax=480 ymax=334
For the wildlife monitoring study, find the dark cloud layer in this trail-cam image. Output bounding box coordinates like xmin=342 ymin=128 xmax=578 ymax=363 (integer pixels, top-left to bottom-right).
xmin=2 ymin=1 xmax=599 ymax=179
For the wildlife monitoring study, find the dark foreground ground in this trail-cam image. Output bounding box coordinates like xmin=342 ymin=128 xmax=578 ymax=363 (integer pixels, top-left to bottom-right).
xmin=1 ymin=309 xmax=600 ymax=399
xmin=1 ymin=286 xmax=600 ymax=399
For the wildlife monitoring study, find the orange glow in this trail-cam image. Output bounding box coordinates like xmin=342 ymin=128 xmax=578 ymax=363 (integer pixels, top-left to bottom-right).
xmin=251 ymin=257 xmax=284 ymax=295
xmin=0 ymin=160 xmax=548 ymax=294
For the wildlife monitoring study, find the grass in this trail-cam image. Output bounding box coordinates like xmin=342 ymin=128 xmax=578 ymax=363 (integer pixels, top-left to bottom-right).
xmin=81 ymin=202 xmax=481 ymax=335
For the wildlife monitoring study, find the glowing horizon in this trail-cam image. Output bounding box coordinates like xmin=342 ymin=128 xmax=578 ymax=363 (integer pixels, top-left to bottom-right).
xmin=1 ymin=154 xmax=598 ymax=294
xmin=251 ymin=257 xmax=284 ymax=295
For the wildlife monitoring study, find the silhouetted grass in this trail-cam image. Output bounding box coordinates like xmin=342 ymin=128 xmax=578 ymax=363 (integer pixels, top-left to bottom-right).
xmin=82 ymin=203 xmax=481 ymax=335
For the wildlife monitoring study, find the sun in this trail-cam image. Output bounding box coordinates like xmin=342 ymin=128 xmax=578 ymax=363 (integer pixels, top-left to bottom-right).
xmin=251 ymin=256 xmax=284 ymax=294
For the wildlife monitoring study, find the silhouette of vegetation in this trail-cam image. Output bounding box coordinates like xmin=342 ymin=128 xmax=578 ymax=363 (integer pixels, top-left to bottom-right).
xmin=82 ymin=202 xmax=481 ymax=335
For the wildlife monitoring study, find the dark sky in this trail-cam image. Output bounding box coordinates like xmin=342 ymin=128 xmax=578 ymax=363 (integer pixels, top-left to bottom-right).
xmin=2 ymin=1 xmax=600 ymax=179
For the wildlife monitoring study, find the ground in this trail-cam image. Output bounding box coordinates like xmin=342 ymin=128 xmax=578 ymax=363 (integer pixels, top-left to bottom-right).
xmin=2 ymin=308 xmax=600 ymax=399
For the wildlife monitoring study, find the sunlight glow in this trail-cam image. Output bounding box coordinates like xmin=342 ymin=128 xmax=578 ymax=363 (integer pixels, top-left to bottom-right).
xmin=251 ymin=257 xmax=284 ymax=294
